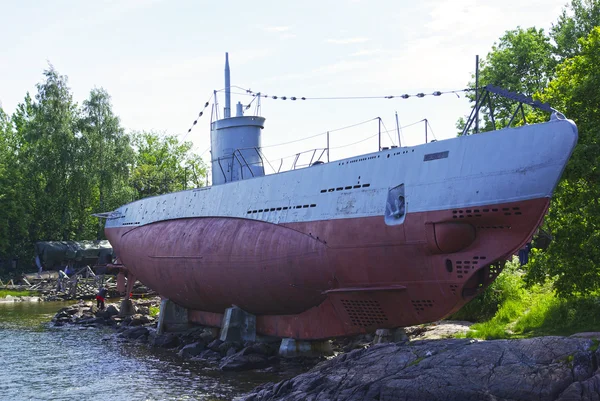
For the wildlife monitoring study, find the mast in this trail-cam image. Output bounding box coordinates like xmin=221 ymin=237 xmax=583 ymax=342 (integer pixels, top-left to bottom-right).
xmin=224 ymin=52 xmax=231 ymax=118
xmin=395 ymin=111 xmax=401 ymax=147
xmin=211 ymin=53 xmax=266 ymax=186
xmin=475 ymin=54 xmax=479 ymax=134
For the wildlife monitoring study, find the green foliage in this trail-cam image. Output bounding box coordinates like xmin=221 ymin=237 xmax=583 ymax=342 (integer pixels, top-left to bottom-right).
xmin=461 ymin=267 xmax=600 ymax=339
xmin=458 ymin=3 xmax=600 ymax=297
xmin=451 ymin=258 xmax=524 ymax=322
xmin=0 ymin=290 xmax=35 ymax=298
xmin=79 ymin=88 xmax=135 ymax=239
xmin=460 ymin=0 xmax=600 ymax=134
xmin=460 ymin=27 xmax=554 ymax=134
xmin=0 ymin=95 xmax=36 ymax=263
xmin=524 ymin=28 xmax=600 ymax=297
xmin=482 ymin=27 xmax=555 ymax=97
xmin=0 ymin=65 xmax=207 ymax=277
xmin=551 ymin=0 xmax=600 ymax=60
xmin=19 ymin=66 xmax=80 ymax=242
xmin=131 ymin=132 xmax=207 ymax=199
xmin=512 ymin=294 xmax=600 ymax=335
xmin=149 ymin=306 xmax=160 ymax=317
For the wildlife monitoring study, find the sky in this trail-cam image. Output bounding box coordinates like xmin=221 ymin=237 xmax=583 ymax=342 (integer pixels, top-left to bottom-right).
xmin=1 ymin=0 xmax=568 ymax=172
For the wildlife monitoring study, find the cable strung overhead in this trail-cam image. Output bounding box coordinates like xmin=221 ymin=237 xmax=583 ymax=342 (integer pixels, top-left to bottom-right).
xmin=182 ymin=93 xmax=213 ymax=139
xmin=228 ymin=85 xmax=468 ymax=104
xmin=184 ymin=86 xmax=468 ymax=138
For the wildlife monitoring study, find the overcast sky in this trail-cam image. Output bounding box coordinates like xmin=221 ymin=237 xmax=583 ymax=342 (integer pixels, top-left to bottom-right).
xmin=1 ymin=0 xmax=568 ymax=170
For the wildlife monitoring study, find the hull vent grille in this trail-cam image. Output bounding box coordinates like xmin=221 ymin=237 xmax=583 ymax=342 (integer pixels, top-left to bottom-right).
xmin=411 ymin=299 xmax=435 ymax=314
xmin=341 ymin=299 xmax=388 ymax=327
xmin=452 ymin=206 xmax=521 ymax=219
xmin=455 ymin=256 xmax=487 ymax=278
xmin=489 ymin=264 xmax=503 ymax=280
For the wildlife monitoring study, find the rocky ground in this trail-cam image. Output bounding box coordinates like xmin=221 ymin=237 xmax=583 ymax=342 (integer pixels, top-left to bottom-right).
xmin=51 ymin=302 xmax=600 ymax=400
xmin=51 ymin=298 xmax=321 ymax=374
xmin=242 ymin=336 xmax=600 ymax=401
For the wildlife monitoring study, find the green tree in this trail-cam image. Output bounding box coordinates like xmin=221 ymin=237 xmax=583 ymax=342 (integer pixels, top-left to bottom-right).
xmin=460 ymin=27 xmax=554 ymax=134
xmin=7 ymin=94 xmax=37 ymax=261
xmin=551 ymin=0 xmax=600 ymax=60
xmin=185 ymin=153 xmax=209 ymax=189
xmin=79 ymin=88 xmax=134 ymax=239
xmin=0 ymin=66 xmax=209 ymax=276
xmin=130 ymin=132 xmax=206 ymax=199
xmin=0 ymin=96 xmax=40 ymax=273
xmin=0 ymin=108 xmax=25 ymax=257
xmin=525 ymin=28 xmax=600 ymax=296
xmin=22 ymin=66 xmax=80 ymax=241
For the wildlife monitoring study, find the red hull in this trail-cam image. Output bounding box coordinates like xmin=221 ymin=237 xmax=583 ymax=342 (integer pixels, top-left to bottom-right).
xmin=106 ymin=197 xmax=548 ymax=339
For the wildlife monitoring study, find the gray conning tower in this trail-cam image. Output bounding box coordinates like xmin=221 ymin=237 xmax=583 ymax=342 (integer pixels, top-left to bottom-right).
xmin=210 ymin=53 xmax=266 ymax=186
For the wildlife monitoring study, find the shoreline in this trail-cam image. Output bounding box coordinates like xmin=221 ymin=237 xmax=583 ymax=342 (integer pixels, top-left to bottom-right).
xmin=48 ymin=298 xmax=600 ymax=400
xmin=51 ymin=298 xmax=323 ymax=377
xmin=0 ymin=295 xmax=44 ymax=303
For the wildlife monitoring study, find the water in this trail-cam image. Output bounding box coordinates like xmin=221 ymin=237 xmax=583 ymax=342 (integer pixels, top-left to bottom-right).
xmin=0 ymin=302 xmax=278 ymax=401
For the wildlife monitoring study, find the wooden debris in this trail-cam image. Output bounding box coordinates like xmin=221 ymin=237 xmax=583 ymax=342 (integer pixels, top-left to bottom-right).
xmin=1 ymin=267 xmax=155 ymax=300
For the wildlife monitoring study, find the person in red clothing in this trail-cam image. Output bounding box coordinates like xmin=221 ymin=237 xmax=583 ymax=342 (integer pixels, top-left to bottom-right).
xmin=96 ymin=286 xmax=108 ymax=310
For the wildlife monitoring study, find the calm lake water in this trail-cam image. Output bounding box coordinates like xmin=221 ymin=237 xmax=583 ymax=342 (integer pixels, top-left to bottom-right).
xmin=0 ymin=301 xmax=277 ymax=401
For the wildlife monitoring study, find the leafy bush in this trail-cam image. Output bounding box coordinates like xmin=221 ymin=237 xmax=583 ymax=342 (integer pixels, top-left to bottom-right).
xmin=451 ymin=257 xmax=524 ymax=322
xmin=454 ymin=259 xmax=600 ymax=339
xmin=514 ymin=295 xmax=600 ymax=336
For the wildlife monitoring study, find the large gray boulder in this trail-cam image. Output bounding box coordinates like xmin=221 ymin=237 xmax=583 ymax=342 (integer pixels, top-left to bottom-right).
xmin=119 ymin=326 xmax=149 ymax=340
xmin=241 ymin=336 xmax=600 ymax=401
xmin=178 ymin=341 xmax=206 ymax=359
xmin=105 ymin=304 xmax=120 ymax=317
xmin=151 ymin=333 xmax=180 ymax=349
xmin=219 ymin=351 xmax=271 ymax=372
xmin=128 ymin=313 xmax=153 ymax=326
xmin=219 ymin=342 xmax=280 ymax=371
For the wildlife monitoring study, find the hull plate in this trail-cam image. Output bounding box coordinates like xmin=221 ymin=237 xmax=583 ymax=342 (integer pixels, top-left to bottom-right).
xmin=106 ymin=197 xmax=548 ymax=339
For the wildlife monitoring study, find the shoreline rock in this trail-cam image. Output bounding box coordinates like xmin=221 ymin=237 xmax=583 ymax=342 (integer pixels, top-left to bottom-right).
xmin=51 ymin=298 xmax=307 ymax=374
xmin=241 ymin=336 xmax=600 ymax=401
xmin=52 ymin=304 xmax=600 ymax=400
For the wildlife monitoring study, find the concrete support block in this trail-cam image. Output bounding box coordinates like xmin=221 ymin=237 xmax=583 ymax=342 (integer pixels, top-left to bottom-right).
xmin=157 ymin=299 xmax=189 ymax=335
xmin=219 ymin=306 xmax=256 ymax=343
xmin=125 ymin=273 xmax=136 ymax=298
xmin=119 ymin=299 xmax=135 ymax=317
xmin=279 ymin=338 xmax=333 ymax=358
xmin=116 ymin=272 xmax=126 ymax=294
xmin=373 ymin=328 xmax=408 ymax=344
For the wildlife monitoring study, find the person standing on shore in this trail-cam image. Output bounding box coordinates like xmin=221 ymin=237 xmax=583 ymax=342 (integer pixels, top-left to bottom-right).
xmin=96 ymin=286 xmax=108 ymax=310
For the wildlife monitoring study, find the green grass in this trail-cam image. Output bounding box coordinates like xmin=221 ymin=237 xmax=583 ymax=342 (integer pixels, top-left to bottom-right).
xmin=0 ymin=289 xmax=35 ymax=298
xmin=453 ymin=258 xmax=600 ymax=340
xmin=514 ymin=296 xmax=600 ymax=336
xmin=149 ymin=306 xmax=160 ymax=317
xmin=466 ymin=286 xmax=600 ymax=339
xmin=451 ymin=259 xmax=526 ymax=323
